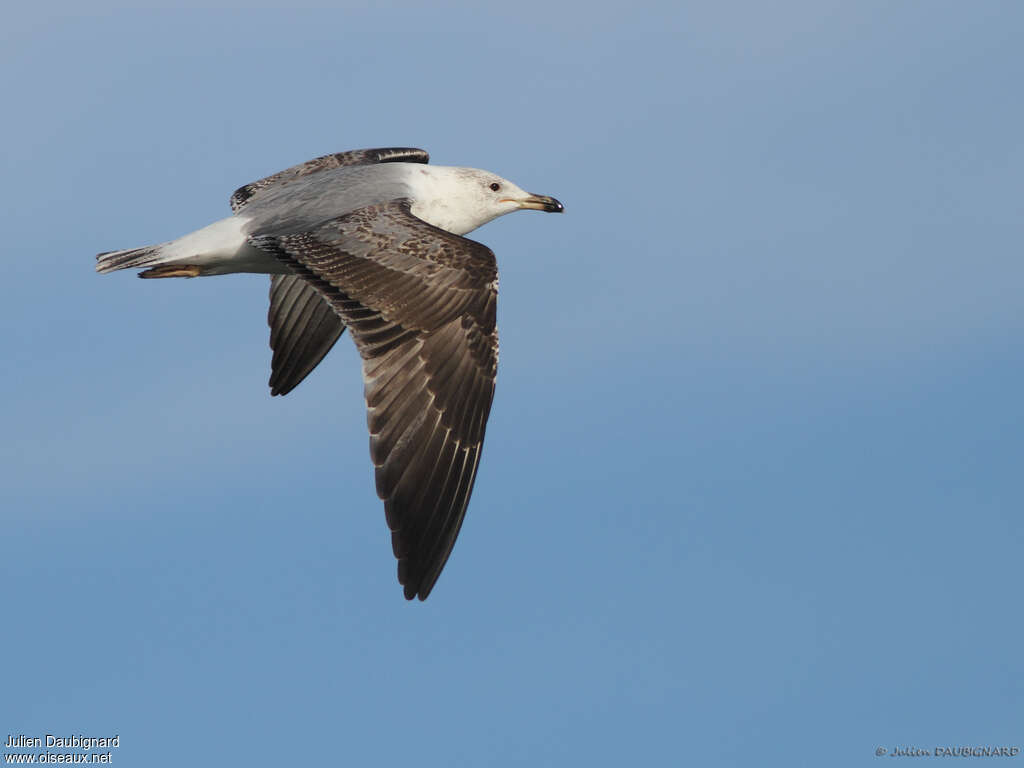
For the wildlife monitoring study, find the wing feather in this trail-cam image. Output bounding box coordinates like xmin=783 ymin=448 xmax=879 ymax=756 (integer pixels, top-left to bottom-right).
xmin=249 ymin=200 xmax=498 ymax=599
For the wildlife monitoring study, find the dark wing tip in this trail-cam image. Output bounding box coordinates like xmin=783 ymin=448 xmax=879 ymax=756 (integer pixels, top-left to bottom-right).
xmin=399 ymin=573 xmax=436 ymax=601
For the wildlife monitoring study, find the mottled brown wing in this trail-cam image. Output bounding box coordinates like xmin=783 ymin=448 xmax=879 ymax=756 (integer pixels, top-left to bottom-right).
xmin=267 ymin=274 xmax=346 ymax=396
xmin=249 ymin=201 xmax=498 ymax=600
xmin=230 ymin=147 xmax=430 ymax=213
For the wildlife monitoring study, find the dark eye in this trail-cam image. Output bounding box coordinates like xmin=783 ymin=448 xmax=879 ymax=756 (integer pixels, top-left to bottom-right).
xmin=489 ymin=182 xmax=501 ymax=192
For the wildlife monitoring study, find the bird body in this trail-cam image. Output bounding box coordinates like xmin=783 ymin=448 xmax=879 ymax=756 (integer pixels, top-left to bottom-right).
xmin=98 ymin=162 xmax=554 ymax=278
xmin=96 ymin=147 xmax=563 ymax=599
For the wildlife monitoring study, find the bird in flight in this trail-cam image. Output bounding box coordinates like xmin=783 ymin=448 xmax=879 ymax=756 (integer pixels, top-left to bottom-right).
xmin=97 ymin=147 xmax=563 ymax=600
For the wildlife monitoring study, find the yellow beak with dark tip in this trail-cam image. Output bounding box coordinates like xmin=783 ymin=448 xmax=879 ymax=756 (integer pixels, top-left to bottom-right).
xmin=505 ymin=194 xmax=565 ymax=213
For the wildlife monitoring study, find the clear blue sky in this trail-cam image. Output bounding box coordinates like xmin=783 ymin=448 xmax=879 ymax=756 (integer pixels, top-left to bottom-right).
xmin=2 ymin=2 xmax=1021 ymax=766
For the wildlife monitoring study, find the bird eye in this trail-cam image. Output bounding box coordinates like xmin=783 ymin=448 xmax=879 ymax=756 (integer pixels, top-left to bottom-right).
xmin=489 ymin=182 xmax=501 ymax=192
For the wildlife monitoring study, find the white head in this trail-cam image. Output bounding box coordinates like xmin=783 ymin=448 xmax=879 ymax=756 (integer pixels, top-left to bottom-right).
xmin=406 ymin=165 xmax=563 ymax=235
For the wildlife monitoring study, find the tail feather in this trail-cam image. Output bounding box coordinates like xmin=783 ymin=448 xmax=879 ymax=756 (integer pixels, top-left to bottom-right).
xmin=95 ymin=246 xmax=166 ymax=274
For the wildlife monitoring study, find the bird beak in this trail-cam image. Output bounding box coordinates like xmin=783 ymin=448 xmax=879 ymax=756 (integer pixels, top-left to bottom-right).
xmin=505 ymin=194 xmax=564 ymax=213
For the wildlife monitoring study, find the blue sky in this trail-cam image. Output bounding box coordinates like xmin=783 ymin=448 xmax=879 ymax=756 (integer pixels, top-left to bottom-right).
xmin=2 ymin=2 xmax=1021 ymax=765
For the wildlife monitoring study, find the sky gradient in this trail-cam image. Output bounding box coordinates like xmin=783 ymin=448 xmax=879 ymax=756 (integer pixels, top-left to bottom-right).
xmin=2 ymin=2 xmax=1022 ymax=766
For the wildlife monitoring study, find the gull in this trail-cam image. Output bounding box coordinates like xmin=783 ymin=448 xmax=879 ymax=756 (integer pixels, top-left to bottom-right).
xmin=96 ymin=147 xmax=563 ymax=600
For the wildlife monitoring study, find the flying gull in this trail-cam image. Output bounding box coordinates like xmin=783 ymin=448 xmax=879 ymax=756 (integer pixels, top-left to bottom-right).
xmin=96 ymin=147 xmax=563 ymax=600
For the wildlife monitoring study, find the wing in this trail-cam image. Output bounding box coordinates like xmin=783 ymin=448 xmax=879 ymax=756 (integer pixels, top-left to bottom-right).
xmin=249 ymin=200 xmax=498 ymax=600
xmin=230 ymin=147 xmax=429 ymax=213
xmin=268 ymin=274 xmax=346 ymax=396
xmin=243 ymin=148 xmax=429 ymax=390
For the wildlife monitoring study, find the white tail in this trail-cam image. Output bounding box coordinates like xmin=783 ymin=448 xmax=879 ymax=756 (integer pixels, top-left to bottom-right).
xmin=94 ymin=216 xmax=277 ymax=278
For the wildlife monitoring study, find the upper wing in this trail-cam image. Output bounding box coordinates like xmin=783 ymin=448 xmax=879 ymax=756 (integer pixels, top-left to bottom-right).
xmin=230 ymin=147 xmax=430 ymax=213
xmin=249 ymin=201 xmax=499 ymax=600
xmin=267 ymin=274 xmax=346 ymax=396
